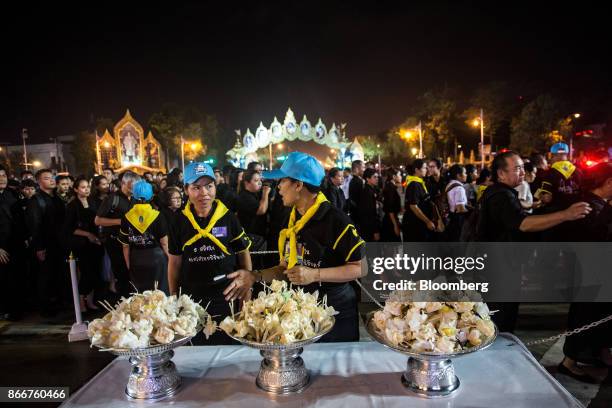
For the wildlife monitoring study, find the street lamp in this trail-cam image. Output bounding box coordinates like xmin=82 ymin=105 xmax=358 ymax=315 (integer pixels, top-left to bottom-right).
xmin=569 ymin=113 xmax=581 ymax=161
xmin=471 ymin=108 xmax=485 ymax=169
xmin=411 ymin=147 xmax=418 ymax=156
xmin=400 ymin=122 xmax=424 ymax=158
xmin=21 ymin=128 xmax=29 ymax=170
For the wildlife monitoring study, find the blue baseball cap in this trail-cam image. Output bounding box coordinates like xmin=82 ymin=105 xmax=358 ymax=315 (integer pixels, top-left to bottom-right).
xmin=184 ymin=162 xmax=215 ymax=185
xmin=132 ymin=180 xmax=153 ymax=201
xmin=262 ymin=151 xmax=325 ymax=187
xmin=550 ymin=142 xmax=569 ymax=154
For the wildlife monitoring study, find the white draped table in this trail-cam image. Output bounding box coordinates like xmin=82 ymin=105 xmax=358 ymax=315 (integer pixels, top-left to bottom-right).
xmin=61 ymin=334 xmax=582 ymax=407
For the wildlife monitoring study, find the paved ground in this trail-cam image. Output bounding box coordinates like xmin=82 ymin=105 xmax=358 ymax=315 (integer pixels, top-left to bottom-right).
xmin=0 ymin=303 xmax=609 ymax=407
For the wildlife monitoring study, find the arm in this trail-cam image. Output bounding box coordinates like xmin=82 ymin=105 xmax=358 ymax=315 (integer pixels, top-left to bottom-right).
xmin=410 ymin=204 xmax=434 ymax=228
xmin=285 ymin=260 xmax=364 ymax=285
xmin=167 ymin=254 xmax=182 ymax=295
xmin=94 ymin=216 xmax=121 ymax=227
xmin=159 ymin=236 xmax=169 ymax=258
xmin=256 ymin=187 xmax=270 ymax=215
xmin=122 ymin=244 xmax=130 ymax=270
xmin=519 ymin=202 xmax=590 ymax=232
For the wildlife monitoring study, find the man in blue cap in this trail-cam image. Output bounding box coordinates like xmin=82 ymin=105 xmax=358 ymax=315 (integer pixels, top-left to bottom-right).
xmin=256 ymin=151 xmax=366 ymax=342
xmin=118 ymin=180 xmax=169 ymax=293
xmin=538 ymin=142 xmax=583 ymax=215
xmin=167 ymin=161 xmax=253 ymax=344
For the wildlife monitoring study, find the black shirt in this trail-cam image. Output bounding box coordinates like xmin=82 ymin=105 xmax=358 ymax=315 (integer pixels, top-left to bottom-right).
xmin=426 ymin=175 xmax=447 ymax=202
xmin=96 ymin=192 xmax=131 ymax=238
xmin=323 ymin=184 xmax=347 ymax=213
xmin=216 ymin=183 xmax=238 ymax=212
xmin=402 ymin=180 xmax=432 ymax=226
xmin=383 ymin=182 xmax=401 ymax=216
xmin=168 ymin=200 xmax=250 ymax=299
xmin=358 ymin=184 xmax=380 ymax=238
xmin=25 ymin=190 xmax=66 ymax=251
xmin=478 ymin=182 xmax=527 ymax=242
xmin=236 ymin=190 xmax=267 ymax=237
xmin=281 ymin=201 xmax=365 ymax=295
xmin=566 ymin=191 xmax=612 ymax=242
xmin=63 ymin=197 xmax=99 ymax=249
xmin=348 ymin=175 xmax=364 ymax=221
xmin=119 ymin=204 xmax=169 ymax=250
xmin=540 ymin=162 xmax=583 ymax=212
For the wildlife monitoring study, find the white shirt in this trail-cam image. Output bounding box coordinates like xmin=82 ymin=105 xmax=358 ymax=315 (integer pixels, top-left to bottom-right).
xmin=447 ymin=180 xmax=468 ymax=213
xmin=341 ymin=174 xmax=352 ymax=199
xmin=515 ymin=180 xmax=533 ymax=213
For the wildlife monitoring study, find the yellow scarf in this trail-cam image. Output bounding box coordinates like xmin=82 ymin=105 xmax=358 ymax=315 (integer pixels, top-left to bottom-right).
xmin=181 ymin=199 xmax=230 ymax=254
xmin=405 ymin=175 xmax=428 ymax=194
xmin=278 ymin=192 xmax=328 ymax=269
xmin=125 ymin=204 xmax=159 ymax=234
xmin=476 ymin=184 xmax=488 ymax=202
xmin=551 ymin=160 xmax=576 ymax=180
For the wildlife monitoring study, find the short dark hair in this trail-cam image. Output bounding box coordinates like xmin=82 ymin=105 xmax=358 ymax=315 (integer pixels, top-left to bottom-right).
xmin=328 ymin=167 xmax=342 ymax=178
xmin=247 ymin=161 xmax=261 ymax=171
xmin=56 ymin=174 xmax=71 ymax=183
xmin=143 ymin=171 xmax=153 ymax=177
xmin=428 ymin=158 xmax=442 ymax=169
xmin=21 ymin=179 xmax=37 ymax=188
xmin=243 ymin=169 xmax=260 ymax=184
xmin=448 ymin=164 xmax=465 ymax=180
xmin=530 ymin=154 xmax=547 ymax=169
xmin=363 ymin=168 xmax=378 ymax=180
xmin=343 ymin=167 xmax=351 ymax=172
xmin=73 ymin=176 xmax=89 ymax=190
xmin=476 ymin=168 xmax=491 ymax=184
xmin=410 ymin=159 xmax=425 ymax=175
xmin=102 ymin=167 xmax=114 ymax=174
xmin=584 ymin=162 xmax=612 ymax=190
xmin=523 ymin=162 xmax=535 ymax=173
xmin=351 ymin=160 xmax=364 ymax=171
xmin=491 ymin=151 xmax=519 ymax=183
xmin=35 ymin=169 xmax=53 ymax=180
xmin=0 ymin=165 xmax=6 ymax=174
xmin=20 ymin=170 xmax=33 ymax=177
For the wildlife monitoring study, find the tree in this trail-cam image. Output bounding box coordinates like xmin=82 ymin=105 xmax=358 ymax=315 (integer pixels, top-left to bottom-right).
xmin=72 ymin=130 xmax=97 ymax=176
xmin=510 ymin=94 xmax=567 ymax=155
xmin=148 ymin=104 xmax=185 ymax=169
xmin=415 ymin=89 xmax=458 ymax=158
xmin=462 ymin=82 xmax=516 ymax=150
xmin=358 ymin=135 xmax=383 ymax=162
xmin=385 ymin=117 xmax=422 ymax=164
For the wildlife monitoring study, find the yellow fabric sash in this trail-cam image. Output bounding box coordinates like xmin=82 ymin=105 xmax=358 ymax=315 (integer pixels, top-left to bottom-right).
xmin=476 ymin=184 xmax=488 ymax=202
xmin=278 ymin=192 xmax=328 ymax=269
xmin=181 ymin=199 xmax=230 ymax=254
xmin=405 ymin=175 xmax=428 ymax=194
xmin=125 ymin=204 xmax=159 ymax=234
xmin=551 ymin=161 xmax=576 ymax=180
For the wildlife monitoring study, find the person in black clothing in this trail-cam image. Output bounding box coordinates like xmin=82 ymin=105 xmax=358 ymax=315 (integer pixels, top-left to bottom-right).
xmin=158 ymin=186 xmax=183 ymax=226
xmin=478 ymin=151 xmax=591 ymax=332
xmin=358 ymin=168 xmax=381 ymax=242
xmin=323 ymin=167 xmax=347 ymax=213
xmin=25 ymin=169 xmax=67 ymax=316
xmin=91 ymin=175 xmax=110 ymax=208
xmin=402 ymin=159 xmax=437 ymax=242
xmin=63 ymin=176 xmax=104 ymax=312
xmin=0 ymin=166 xmax=18 ymax=319
xmin=119 ymin=181 xmax=169 ymax=294
xmin=426 ymin=158 xmax=447 ymax=203
xmin=166 ymin=168 xmax=184 ymax=189
xmin=381 ymin=168 xmax=402 ymax=242
xmin=56 ymin=175 xmax=72 ymax=205
xmin=95 ymin=171 xmax=140 ymax=297
xmin=558 ymin=163 xmax=612 ymax=383
xmin=538 ymin=143 xmax=583 ymax=213
xmin=348 ymin=160 xmax=365 ymax=232
xmin=237 ymin=170 xmax=270 ymax=247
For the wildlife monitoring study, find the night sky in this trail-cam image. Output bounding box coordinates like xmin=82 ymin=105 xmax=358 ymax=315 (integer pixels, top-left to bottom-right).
xmin=3 ymin=2 xmax=611 ymax=144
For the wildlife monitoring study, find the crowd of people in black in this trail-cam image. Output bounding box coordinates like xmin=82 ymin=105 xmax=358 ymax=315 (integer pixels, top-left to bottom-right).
xmin=0 ymin=142 xmax=610 ymax=382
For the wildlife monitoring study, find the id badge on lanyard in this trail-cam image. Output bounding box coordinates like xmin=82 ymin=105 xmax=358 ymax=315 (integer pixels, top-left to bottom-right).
xmin=284 ymin=241 xmax=304 ymax=265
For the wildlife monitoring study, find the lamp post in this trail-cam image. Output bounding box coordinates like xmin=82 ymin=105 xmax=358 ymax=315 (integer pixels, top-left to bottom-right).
xmin=472 ymin=109 xmax=485 ymax=169
xmin=417 ymin=121 xmax=423 ymax=159
xmin=21 ymin=128 xmax=29 ymax=171
xmin=569 ymin=113 xmax=580 ymax=161
xmin=376 ymin=144 xmax=381 ymax=170
xmin=180 ymin=136 xmax=185 ymax=172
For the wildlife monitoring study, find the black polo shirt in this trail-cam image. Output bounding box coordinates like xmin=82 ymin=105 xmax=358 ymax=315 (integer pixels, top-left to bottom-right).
xmin=236 ymin=190 xmax=267 ymax=237
xmin=402 ymin=181 xmax=432 ymax=225
xmin=168 ymin=200 xmax=250 ymax=299
xmin=282 ymin=201 xmax=365 ymax=295
xmin=478 ymin=182 xmax=527 ymax=242
xmin=539 ymin=162 xmax=583 ymax=212
xmin=96 ymin=192 xmax=131 ymax=238
xmin=118 ymin=205 xmax=168 ymax=250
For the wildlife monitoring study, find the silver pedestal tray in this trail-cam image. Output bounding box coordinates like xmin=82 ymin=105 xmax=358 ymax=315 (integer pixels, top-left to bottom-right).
xmin=365 ymin=311 xmax=497 ymax=398
xmin=97 ymin=335 xmax=193 ymax=401
xmin=228 ymin=318 xmax=334 ymax=395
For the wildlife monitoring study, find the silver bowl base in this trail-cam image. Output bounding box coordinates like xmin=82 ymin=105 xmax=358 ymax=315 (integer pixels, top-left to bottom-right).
xmin=401 ymin=357 xmax=459 ymax=398
xmin=125 ymin=350 xmax=181 ymax=401
xmin=255 ymin=348 xmax=310 ymax=395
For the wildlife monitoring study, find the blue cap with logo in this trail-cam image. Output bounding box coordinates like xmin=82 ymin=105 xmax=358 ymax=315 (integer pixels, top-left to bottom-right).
xmin=132 ymin=180 xmax=153 ymax=201
xmin=550 ymin=142 xmax=569 ymax=154
xmin=184 ymin=161 xmax=215 ymax=185
xmin=262 ymin=151 xmax=325 ymax=187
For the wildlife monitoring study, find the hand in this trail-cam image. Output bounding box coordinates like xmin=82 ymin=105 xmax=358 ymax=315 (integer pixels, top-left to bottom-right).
xmin=540 ymin=192 xmax=552 ymax=204
xmin=36 ymin=250 xmax=46 ymax=262
xmin=426 ymin=220 xmax=436 ymax=231
xmin=87 ymin=233 xmax=102 ymax=245
xmin=563 ymin=202 xmax=591 ymax=221
xmin=284 ymin=265 xmax=317 ymax=285
xmin=224 ymin=269 xmax=256 ymax=301
xmin=394 ymin=225 xmax=401 ymax=237
xmin=262 ymin=185 xmax=272 ymax=196
xmin=373 ymin=232 xmax=380 ymax=241
xmin=0 ymin=248 xmax=9 ymax=264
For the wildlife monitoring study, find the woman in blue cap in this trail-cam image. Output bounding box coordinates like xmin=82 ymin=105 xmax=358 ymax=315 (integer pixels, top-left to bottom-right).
xmin=118 ymin=180 xmax=169 ymax=293
xmin=167 ymin=161 xmax=254 ymax=345
xmin=258 ymin=152 xmax=366 ymax=342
